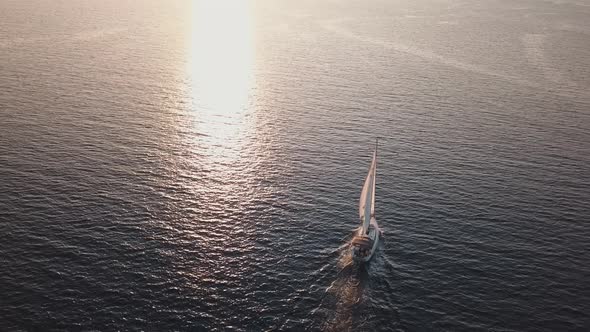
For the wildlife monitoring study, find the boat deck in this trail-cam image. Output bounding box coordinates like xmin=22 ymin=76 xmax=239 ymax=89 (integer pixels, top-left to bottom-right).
xmin=352 ymin=235 xmax=374 ymax=249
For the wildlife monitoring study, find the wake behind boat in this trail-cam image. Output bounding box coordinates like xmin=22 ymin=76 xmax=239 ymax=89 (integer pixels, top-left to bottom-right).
xmin=351 ymin=140 xmax=380 ymax=263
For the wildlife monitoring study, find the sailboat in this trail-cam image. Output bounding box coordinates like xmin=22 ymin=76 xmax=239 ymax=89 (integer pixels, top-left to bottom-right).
xmin=351 ymin=140 xmax=380 ymax=263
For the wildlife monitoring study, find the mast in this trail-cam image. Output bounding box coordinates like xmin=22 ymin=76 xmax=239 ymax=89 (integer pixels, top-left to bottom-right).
xmin=370 ymin=138 xmax=377 ymax=219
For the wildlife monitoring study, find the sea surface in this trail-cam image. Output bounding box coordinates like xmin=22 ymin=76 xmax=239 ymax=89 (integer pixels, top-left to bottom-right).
xmin=1 ymin=0 xmax=589 ymax=330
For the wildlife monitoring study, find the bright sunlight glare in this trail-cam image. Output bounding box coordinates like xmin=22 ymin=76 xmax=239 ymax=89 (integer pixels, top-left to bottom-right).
xmin=188 ymin=0 xmax=255 ymax=164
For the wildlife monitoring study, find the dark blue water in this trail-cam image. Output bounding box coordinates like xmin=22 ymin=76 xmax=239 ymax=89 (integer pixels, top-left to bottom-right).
xmin=1 ymin=0 xmax=589 ymax=330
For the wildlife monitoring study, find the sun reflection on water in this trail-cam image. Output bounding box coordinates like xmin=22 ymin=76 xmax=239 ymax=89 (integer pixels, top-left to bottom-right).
xmin=188 ymin=0 xmax=255 ymax=168
xmin=177 ymin=0 xmax=261 ymax=301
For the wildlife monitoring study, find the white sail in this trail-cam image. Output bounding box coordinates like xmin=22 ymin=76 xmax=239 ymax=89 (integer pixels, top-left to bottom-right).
xmin=351 ymin=141 xmax=380 ymax=263
xmin=358 ymin=163 xmax=371 ymax=219
xmin=359 ymin=150 xmax=377 ymax=234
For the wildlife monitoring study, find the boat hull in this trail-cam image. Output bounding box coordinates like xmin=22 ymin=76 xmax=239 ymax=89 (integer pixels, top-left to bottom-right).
xmin=352 ymin=219 xmax=380 ymax=263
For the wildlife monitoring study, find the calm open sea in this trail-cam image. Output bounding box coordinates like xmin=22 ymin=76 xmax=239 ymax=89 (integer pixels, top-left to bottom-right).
xmin=1 ymin=0 xmax=589 ymax=330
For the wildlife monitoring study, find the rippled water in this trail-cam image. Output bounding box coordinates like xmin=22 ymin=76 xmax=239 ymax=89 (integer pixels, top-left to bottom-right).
xmin=1 ymin=0 xmax=589 ymax=330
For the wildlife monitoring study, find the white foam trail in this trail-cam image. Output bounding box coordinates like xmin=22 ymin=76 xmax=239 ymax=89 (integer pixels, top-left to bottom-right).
xmin=320 ymin=18 xmax=538 ymax=88
xmin=320 ymin=18 xmax=590 ymax=100
xmin=324 ymin=263 xmax=366 ymax=332
xmin=544 ymin=0 xmax=590 ymax=7
xmin=522 ymin=34 xmax=560 ymax=82
xmin=557 ymin=23 xmax=590 ymax=36
xmin=522 ymin=33 xmax=586 ymax=96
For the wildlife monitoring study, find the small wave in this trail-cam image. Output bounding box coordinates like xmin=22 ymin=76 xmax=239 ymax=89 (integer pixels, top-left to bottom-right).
xmin=71 ymin=28 xmax=127 ymax=41
xmin=0 ymin=35 xmax=53 ymax=48
xmin=0 ymin=27 xmax=127 ymax=49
